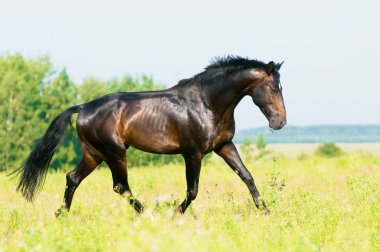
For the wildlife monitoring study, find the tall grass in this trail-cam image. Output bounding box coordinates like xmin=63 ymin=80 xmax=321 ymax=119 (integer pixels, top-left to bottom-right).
xmin=1 ymin=153 xmax=379 ymax=251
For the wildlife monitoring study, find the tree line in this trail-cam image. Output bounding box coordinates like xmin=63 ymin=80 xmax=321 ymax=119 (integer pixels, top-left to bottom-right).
xmin=0 ymin=54 xmax=184 ymax=172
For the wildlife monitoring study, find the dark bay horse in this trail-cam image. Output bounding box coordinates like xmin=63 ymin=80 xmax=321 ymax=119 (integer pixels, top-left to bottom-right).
xmin=15 ymin=56 xmax=286 ymax=216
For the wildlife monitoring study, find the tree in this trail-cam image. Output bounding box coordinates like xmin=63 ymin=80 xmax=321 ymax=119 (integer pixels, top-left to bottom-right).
xmin=0 ymin=54 xmax=52 ymax=171
xmin=78 ymin=77 xmax=108 ymax=103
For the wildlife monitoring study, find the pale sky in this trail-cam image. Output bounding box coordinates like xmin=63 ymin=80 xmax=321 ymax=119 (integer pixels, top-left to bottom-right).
xmin=1 ymin=0 xmax=379 ymax=130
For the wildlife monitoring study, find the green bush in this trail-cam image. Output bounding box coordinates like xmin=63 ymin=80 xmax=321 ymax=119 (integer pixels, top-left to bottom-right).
xmin=255 ymin=135 xmax=270 ymax=159
xmin=315 ymin=142 xmax=342 ymax=157
xmin=255 ymin=135 xmax=266 ymax=150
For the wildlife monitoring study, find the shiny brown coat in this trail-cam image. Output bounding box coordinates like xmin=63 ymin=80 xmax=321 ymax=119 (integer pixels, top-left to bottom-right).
xmin=15 ymin=56 xmax=286 ymax=215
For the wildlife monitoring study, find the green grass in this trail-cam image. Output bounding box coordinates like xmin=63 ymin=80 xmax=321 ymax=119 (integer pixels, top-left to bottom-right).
xmin=1 ymin=153 xmax=379 ymax=251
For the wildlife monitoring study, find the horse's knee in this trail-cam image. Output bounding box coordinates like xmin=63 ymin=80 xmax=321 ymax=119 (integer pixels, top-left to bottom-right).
xmin=187 ymin=188 xmax=198 ymax=201
xmin=66 ymin=171 xmax=80 ymax=187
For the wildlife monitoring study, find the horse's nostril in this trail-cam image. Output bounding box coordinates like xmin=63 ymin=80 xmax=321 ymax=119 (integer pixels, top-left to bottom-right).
xmin=280 ymin=120 xmax=287 ymax=127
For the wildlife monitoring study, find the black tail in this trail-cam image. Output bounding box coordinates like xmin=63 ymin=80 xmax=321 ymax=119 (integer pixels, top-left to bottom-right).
xmin=13 ymin=105 xmax=82 ymax=201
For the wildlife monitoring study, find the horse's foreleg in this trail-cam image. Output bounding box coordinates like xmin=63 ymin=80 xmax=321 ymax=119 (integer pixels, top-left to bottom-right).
xmin=106 ymin=152 xmax=144 ymax=213
xmin=55 ymin=151 xmax=100 ymax=217
xmin=216 ymin=142 xmax=270 ymax=215
xmin=177 ymin=153 xmax=202 ymax=214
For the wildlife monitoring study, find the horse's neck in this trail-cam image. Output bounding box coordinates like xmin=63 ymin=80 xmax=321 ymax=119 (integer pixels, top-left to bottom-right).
xmin=200 ymin=74 xmax=249 ymax=120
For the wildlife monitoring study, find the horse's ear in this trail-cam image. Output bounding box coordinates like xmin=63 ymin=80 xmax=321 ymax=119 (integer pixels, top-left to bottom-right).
xmin=266 ymin=61 xmax=275 ymax=75
xmin=276 ymin=61 xmax=284 ymax=71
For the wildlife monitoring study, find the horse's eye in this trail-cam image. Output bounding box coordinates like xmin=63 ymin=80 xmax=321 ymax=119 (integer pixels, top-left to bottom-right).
xmin=271 ymin=89 xmax=278 ymax=94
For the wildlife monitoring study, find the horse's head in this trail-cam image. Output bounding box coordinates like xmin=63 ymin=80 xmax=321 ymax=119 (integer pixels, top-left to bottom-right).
xmin=250 ymin=61 xmax=286 ymax=130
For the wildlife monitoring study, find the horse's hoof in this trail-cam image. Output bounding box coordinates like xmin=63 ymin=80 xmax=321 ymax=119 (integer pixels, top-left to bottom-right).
xmin=55 ymin=209 xmax=62 ymax=218
xmin=175 ymin=205 xmax=185 ymax=214
xmin=55 ymin=208 xmax=68 ymax=218
xmin=133 ymin=202 xmax=144 ymax=214
xmin=264 ymin=208 xmax=271 ymax=215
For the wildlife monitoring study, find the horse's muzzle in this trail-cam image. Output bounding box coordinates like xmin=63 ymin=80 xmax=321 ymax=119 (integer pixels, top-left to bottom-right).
xmin=269 ymin=117 xmax=287 ymax=130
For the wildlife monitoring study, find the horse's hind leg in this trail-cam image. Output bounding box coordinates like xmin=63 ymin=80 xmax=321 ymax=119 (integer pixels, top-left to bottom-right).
xmin=55 ymin=150 xmax=101 ymax=217
xmin=105 ymin=149 xmax=143 ymax=213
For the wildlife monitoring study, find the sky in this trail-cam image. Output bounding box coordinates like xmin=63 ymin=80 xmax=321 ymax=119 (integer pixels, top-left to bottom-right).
xmin=1 ymin=0 xmax=379 ymax=131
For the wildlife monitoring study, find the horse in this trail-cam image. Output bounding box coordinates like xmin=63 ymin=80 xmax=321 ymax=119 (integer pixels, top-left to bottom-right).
xmin=14 ymin=56 xmax=286 ymax=216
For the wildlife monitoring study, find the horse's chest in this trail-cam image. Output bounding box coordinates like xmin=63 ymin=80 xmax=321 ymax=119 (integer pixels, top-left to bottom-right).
xmin=183 ymin=105 xmax=235 ymax=152
xmin=201 ymin=121 xmax=235 ymax=152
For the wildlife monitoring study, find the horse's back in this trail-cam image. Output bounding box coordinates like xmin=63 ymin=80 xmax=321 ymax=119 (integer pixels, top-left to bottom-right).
xmin=75 ymin=91 xmax=184 ymax=154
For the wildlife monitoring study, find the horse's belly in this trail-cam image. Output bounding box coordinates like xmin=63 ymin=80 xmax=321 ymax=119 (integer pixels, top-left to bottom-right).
xmin=124 ymin=123 xmax=180 ymax=154
xmin=127 ymin=135 xmax=180 ymax=154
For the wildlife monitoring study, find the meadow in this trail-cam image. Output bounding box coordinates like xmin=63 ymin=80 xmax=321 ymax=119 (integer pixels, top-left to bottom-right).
xmin=1 ymin=147 xmax=379 ymax=251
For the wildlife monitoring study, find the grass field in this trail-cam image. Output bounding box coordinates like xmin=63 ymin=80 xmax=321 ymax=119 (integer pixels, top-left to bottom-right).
xmin=266 ymin=143 xmax=380 ymax=157
xmin=1 ymin=147 xmax=379 ymax=251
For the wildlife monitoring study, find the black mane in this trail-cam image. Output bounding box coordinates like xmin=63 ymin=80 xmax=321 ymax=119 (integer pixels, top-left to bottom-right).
xmin=205 ymin=55 xmax=268 ymax=72
xmin=176 ymin=56 xmax=271 ymax=87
